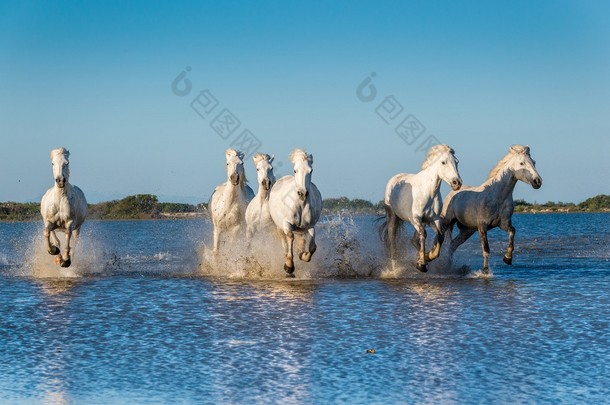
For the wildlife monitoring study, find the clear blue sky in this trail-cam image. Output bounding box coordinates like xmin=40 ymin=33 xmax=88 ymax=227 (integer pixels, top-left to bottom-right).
xmin=1 ymin=0 xmax=609 ymax=204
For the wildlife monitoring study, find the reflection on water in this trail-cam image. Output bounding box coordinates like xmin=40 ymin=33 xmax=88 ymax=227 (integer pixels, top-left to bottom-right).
xmin=0 ymin=214 xmax=608 ymax=403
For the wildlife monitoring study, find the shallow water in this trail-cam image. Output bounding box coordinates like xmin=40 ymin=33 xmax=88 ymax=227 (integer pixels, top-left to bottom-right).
xmin=0 ymin=213 xmax=609 ymax=404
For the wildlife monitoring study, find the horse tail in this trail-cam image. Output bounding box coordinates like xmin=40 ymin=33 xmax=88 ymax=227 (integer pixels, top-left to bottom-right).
xmin=376 ymin=204 xmax=403 ymax=249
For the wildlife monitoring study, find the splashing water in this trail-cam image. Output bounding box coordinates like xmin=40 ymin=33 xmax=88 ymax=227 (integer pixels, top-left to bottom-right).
xmin=5 ymin=215 xmax=489 ymax=280
xmin=19 ymin=227 xmax=109 ymax=278
xmin=198 ymin=213 xmax=475 ymax=280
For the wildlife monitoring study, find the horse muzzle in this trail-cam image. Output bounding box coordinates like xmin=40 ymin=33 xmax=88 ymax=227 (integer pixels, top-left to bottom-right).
xmin=451 ymin=178 xmax=462 ymax=191
xmin=297 ymin=190 xmax=309 ymax=201
xmin=532 ymin=177 xmax=542 ymax=189
xmin=55 ymin=177 xmax=66 ymax=188
xmin=230 ymin=173 xmax=240 ymax=186
xmin=262 ymin=179 xmax=271 ymax=190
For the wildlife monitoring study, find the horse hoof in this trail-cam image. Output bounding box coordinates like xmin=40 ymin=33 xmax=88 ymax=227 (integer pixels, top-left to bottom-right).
xmin=60 ymin=258 xmax=71 ymax=268
xmin=49 ymin=246 xmax=60 ymax=256
xmin=284 ymin=264 xmax=295 ymax=275
xmin=483 ymin=267 xmax=489 ymax=274
xmin=299 ymin=252 xmax=312 ymax=262
xmin=503 ymin=256 xmax=512 ymax=265
xmin=417 ymin=263 xmax=428 ymax=273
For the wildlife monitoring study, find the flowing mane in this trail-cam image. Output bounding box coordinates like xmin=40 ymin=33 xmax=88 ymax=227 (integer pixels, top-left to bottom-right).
xmin=289 ymin=149 xmax=313 ymax=164
xmin=253 ymin=153 xmax=273 ymax=164
xmin=421 ymin=144 xmax=455 ymax=170
xmin=487 ymin=145 xmax=531 ymax=180
xmin=225 ymin=148 xmax=244 ymax=160
xmin=50 ymin=147 xmax=70 ymax=160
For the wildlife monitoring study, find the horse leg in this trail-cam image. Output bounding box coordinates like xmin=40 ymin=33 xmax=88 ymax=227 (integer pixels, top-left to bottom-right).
xmin=246 ymin=224 xmax=254 ymax=250
xmin=502 ymin=223 xmax=515 ymax=265
xmin=284 ymin=230 xmax=295 ymax=277
xmin=58 ymin=223 xmax=74 ymax=268
xmin=43 ymin=225 xmax=60 ymax=256
xmin=411 ymin=231 xmax=419 ymax=250
xmin=386 ymin=208 xmax=401 ymax=270
xmin=299 ymin=228 xmax=316 ymax=262
xmin=51 ymin=231 xmax=61 ymax=249
xmin=450 ymin=223 xmax=475 ymax=253
xmin=426 ymin=218 xmax=444 ymax=262
xmin=477 ymin=224 xmax=490 ymax=273
xmin=212 ymin=225 xmax=221 ymax=255
xmin=413 ymin=219 xmax=428 ymax=272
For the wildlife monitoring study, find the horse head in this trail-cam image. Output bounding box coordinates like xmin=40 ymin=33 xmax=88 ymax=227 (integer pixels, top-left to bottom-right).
xmin=50 ymin=147 xmax=70 ymax=188
xmin=507 ymin=145 xmax=542 ymax=189
xmin=253 ymin=153 xmax=275 ymax=191
xmin=225 ymin=149 xmax=246 ymax=187
xmin=422 ymin=144 xmax=462 ymax=191
xmin=289 ymin=149 xmax=313 ymax=202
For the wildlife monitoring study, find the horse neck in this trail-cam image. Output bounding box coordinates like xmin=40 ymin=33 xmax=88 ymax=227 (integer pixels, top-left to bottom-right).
xmin=223 ymin=179 xmax=246 ymax=202
xmin=482 ymin=168 xmax=518 ymax=200
xmin=54 ymin=182 xmax=71 ymax=196
xmin=257 ymin=185 xmax=270 ymax=201
xmin=417 ymin=166 xmax=443 ymax=196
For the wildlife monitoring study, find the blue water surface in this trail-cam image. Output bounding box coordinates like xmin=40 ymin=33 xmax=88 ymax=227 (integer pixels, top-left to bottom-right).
xmin=0 ymin=214 xmax=608 ymax=404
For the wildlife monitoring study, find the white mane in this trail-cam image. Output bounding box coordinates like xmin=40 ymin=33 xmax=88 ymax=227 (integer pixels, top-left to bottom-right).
xmin=289 ymin=149 xmax=313 ymax=165
xmin=421 ymin=144 xmax=455 ymax=170
xmin=253 ymin=153 xmax=273 ymax=165
xmin=225 ymin=148 xmax=244 ymax=161
xmin=50 ymin=147 xmax=70 ymax=160
xmin=487 ymin=145 xmax=531 ymax=180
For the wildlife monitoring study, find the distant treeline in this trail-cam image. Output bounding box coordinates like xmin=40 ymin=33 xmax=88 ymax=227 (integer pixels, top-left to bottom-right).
xmin=1 ymin=194 xmax=609 ymax=221
xmin=514 ymin=194 xmax=610 ymax=213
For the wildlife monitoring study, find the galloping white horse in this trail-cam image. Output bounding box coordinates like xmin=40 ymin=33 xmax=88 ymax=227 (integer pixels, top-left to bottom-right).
xmin=442 ymin=145 xmax=542 ymax=273
xmin=208 ymin=149 xmax=254 ymax=255
xmin=381 ymin=144 xmax=462 ymax=272
xmin=268 ymin=149 xmax=322 ymax=277
xmin=245 ymin=153 xmax=276 ymax=240
xmin=40 ymin=147 xmax=87 ymax=268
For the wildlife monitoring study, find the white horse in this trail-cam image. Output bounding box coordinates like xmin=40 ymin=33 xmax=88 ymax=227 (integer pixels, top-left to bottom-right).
xmin=245 ymin=153 xmax=276 ymax=240
xmin=380 ymin=144 xmax=462 ymax=272
xmin=268 ymin=149 xmax=322 ymax=277
xmin=40 ymin=147 xmax=87 ymax=268
xmin=442 ymin=145 xmax=542 ymax=273
xmin=208 ymin=149 xmax=255 ymax=255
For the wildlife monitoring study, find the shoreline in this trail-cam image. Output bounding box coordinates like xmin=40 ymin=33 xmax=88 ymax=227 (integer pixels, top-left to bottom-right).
xmin=2 ymin=209 xmax=609 ymax=223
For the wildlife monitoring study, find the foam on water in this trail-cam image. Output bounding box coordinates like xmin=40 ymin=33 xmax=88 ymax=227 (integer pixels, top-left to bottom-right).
xmin=8 ymin=215 xmax=488 ymax=280
xmin=19 ymin=227 xmax=111 ymax=278
xmin=198 ymin=213 xmax=477 ymax=280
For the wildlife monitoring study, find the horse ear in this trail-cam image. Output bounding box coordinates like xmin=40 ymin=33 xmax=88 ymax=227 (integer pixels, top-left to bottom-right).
xmin=269 ymin=155 xmax=275 ymax=163
xmin=524 ymin=145 xmax=530 ymax=154
xmin=509 ymin=145 xmax=523 ymax=154
xmin=308 ymin=154 xmax=314 ymax=164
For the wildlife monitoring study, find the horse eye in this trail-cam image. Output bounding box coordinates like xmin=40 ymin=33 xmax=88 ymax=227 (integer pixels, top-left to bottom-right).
xmin=293 ymin=170 xmax=296 ymax=174
xmin=520 ymin=162 xmax=525 ymax=166
xmin=442 ymin=161 xmax=446 ymax=165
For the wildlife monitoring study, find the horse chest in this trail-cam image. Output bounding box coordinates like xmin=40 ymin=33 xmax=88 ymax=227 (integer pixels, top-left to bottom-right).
xmin=45 ymin=199 xmax=72 ymax=228
xmin=291 ymin=204 xmax=312 ymax=230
